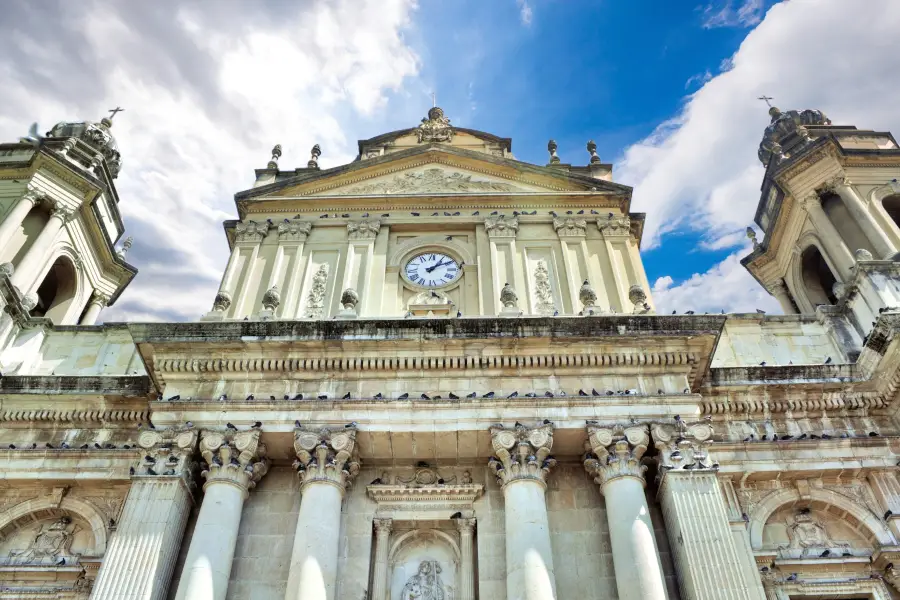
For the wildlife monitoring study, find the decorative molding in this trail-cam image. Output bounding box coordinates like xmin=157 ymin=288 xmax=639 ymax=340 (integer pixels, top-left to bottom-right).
xmin=293 ymin=426 xmax=360 ymax=491
xmin=199 ymin=429 xmax=269 ymax=495
xmin=652 ymin=419 xmax=716 ymax=475
xmin=597 ymin=215 xmax=631 ymax=236
xmin=489 ymin=422 xmax=556 ymax=486
xmin=553 ymin=216 xmax=586 ymax=237
xmin=276 ymin=219 xmax=312 ymax=242
xmin=137 ymin=428 xmax=198 ymax=480
xmin=341 ymin=168 xmax=521 ymax=195
xmin=583 ymin=424 xmax=649 ymax=488
xmin=484 ymin=214 xmax=518 ymax=238
xmin=234 ymin=219 xmax=271 ymax=244
xmin=304 ymin=264 xmax=329 ymax=318
xmin=0 ymin=408 xmax=148 ymax=424
xmin=347 ymin=218 xmax=381 ymax=240
xmin=367 ymin=484 xmax=484 ymax=508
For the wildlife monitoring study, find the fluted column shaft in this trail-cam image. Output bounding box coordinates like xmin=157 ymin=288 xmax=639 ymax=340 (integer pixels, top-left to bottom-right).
xmin=828 ymin=177 xmax=897 ymax=259
xmin=369 ymin=518 xmax=392 ymax=600
xmin=585 ymin=425 xmax=667 ymax=600
xmin=174 ymin=429 xmax=268 ymax=600
xmin=10 ymin=202 xmax=71 ymax=293
xmin=92 ymin=429 xmax=198 ymax=600
xmin=285 ymin=426 xmax=360 ymax=600
xmin=0 ymin=190 xmax=40 ymax=256
xmin=456 ymin=518 xmax=476 ymax=600
xmin=490 ymin=423 xmax=557 ymax=600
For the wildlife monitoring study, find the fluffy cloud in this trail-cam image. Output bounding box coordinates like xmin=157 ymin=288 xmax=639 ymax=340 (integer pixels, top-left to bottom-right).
xmin=701 ymin=0 xmax=765 ymax=29
xmin=621 ymin=0 xmax=900 ymax=313
xmin=0 ymin=0 xmax=421 ymax=321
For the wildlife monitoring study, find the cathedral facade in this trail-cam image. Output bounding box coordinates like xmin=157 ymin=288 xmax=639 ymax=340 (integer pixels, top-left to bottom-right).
xmin=1 ymin=105 xmax=900 ymax=600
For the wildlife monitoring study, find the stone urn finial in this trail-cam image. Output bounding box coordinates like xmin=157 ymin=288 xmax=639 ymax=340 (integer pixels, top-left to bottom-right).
xmin=212 ymin=291 xmax=232 ymax=312
xmin=308 ymin=144 xmax=321 ymax=169
xmin=341 ymin=288 xmax=360 ymax=311
xmin=267 ymin=144 xmax=282 ymax=169
xmin=262 ymin=285 xmax=281 ymax=311
xmin=547 ymin=139 xmax=560 ymax=164
xmin=629 ymin=284 xmax=652 ymax=314
xmin=586 ymin=140 xmax=600 ymax=164
xmin=500 ymin=283 xmax=518 ymax=308
xmin=579 ymin=279 xmax=598 ymax=314
xmin=746 ymin=227 xmax=760 ymax=250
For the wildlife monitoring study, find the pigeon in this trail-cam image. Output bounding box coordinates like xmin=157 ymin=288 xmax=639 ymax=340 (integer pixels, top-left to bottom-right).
xmin=145 ymin=455 xmax=156 ymax=463
xmin=685 ymin=310 xmax=695 ymax=315
xmin=545 ymin=391 xmax=554 ymax=398
xmin=226 ymin=423 xmax=237 ymax=430
xmin=374 ymin=392 xmax=384 ymax=399
xmin=472 ymin=211 xmax=480 ymax=215
xmin=46 ymin=443 xmax=54 ymax=449
xmin=398 ymin=393 xmax=409 ymax=400
xmin=566 ymin=210 xmax=573 ymax=215
xmin=56 ymin=557 xmax=66 ymax=566
xmin=886 ymin=510 xmax=894 ymax=520
xmin=450 ymin=512 xmax=462 ymax=519
xmin=78 ymin=443 xmax=88 ymax=449
xmin=269 ymin=395 xmax=276 ymax=401
xmin=411 ymin=212 xmax=420 ymax=216
xmin=870 ymin=431 xmax=880 ymax=437
xmin=674 ymin=415 xmax=682 ymax=422
xmin=449 ymin=392 xmax=459 ymax=399
xmin=167 ymin=395 xmax=180 ymax=401
xmin=466 ymin=392 xmax=476 ymax=399
xmin=252 ymin=421 xmax=262 ymax=428
xmin=30 ymin=443 xmax=36 ymax=449
xmin=756 ymin=309 xmax=765 ymax=314
xmin=483 ymin=391 xmax=495 ymax=398
xmin=786 ymin=573 xmax=797 ymax=582
xmin=295 ymin=420 xmax=302 ymax=428
xmin=820 ymin=549 xmax=830 ymax=557
xmin=7 ymin=444 xmax=14 ymax=449
xmin=370 ymin=478 xmax=383 ymax=485
xmin=129 ymin=466 xmax=135 ymax=475
xmin=342 ymin=392 xmax=351 ymax=400
xmin=759 ymin=361 xmax=766 ymax=366
xmin=246 ymin=394 xmax=254 ymax=401
xmin=431 ymin=212 xmax=439 ymax=216
xmin=507 ymin=391 xmax=518 ymax=398
xmin=550 ymin=211 xmax=558 ymax=217
xmin=421 ymin=393 xmax=430 ymax=400
xmin=543 ymin=419 xmax=552 ymax=425
xmin=219 ymin=394 xmax=228 ymax=401
xmin=606 ymin=390 xmax=614 ymax=396
xmin=94 ymin=443 xmax=102 ymax=449
xmin=346 ymin=422 xmax=358 ymax=428
xmin=147 ymin=467 xmax=157 ymax=476
xmin=824 ymin=356 xmax=832 ymax=364
xmin=591 ymin=389 xmax=601 ymax=396
xmin=579 ymin=389 xmax=588 ymax=396
xmin=168 ymin=455 xmax=179 ymax=464
xmin=515 ymin=421 xmax=524 ymax=428
xmin=19 ymin=122 xmax=43 ymax=147
xmin=490 ymin=211 xmax=499 ymax=215
xmin=553 ymin=310 xmax=559 ymax=316
xmin=156 ymin=393 xmax=163 ymax=401
xmin=457 ymin=311 xmax=462 ymax=318
xmin=164 ymin=469 xmax=176 ymax=476
xmin=294 ymin=393 xmax=304 ymax=400
xmin=318 ymin=394 xmax=328 ymax=400
xmin=446 ymin=236 xmax=453 ymax=241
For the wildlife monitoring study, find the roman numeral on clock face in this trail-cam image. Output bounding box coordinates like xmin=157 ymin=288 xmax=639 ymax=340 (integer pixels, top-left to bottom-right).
xmin=405 ymin=252 xmax=460 ymax=288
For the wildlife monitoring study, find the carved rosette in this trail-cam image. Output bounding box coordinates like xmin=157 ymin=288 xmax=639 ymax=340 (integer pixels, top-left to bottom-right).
xmin=261 ymin=285 xmax=281 ymax=311
xmin=651 ymin=419 xmax=716 ymax=477
xmin=199 ymin=429 xmax=269 ymax=495
xmin=583 ymin=424 xmax=649 ymax=489
xmin=137 ymin=428 xmax=199 ymax=481
xmin=234 ymin=219 xmax=271 ymax=243
xmin=212 ymin=291 xmax=232 ymax=312
xmin=488 ymin=423 xmax=556 ymax=487
xmin=293 ymin=426 xmax=361 ymax=492
xmin=597 ymin=215 xmax=631 ymax=237
xmin=305 ymin=264 xmax=329 ymax=318
xmin=277 ymin=219 xmax=312 ymax=242
xmin=553 ymin=217 xmax=587 ymax=237
xmin=347 ymin=219 xmax=381 ymax=240
xmin=484 ymin=215 xmax=519 ymax=239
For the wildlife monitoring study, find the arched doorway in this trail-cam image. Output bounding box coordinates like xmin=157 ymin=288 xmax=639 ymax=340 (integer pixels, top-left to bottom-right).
xmin=800 ymin=245 xmax=838 ymax=307
xmin=882 ymin=193 xmax=900 ymax=232
xmin=31 ymin=256 xmax=78 ymax=323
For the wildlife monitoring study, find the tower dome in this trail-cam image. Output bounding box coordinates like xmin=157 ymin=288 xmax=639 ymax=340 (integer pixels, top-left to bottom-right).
xmin=47 ymin=116 xmax=123 ymax=178
xmin=757 ymin=105 xmax=831 ymax=166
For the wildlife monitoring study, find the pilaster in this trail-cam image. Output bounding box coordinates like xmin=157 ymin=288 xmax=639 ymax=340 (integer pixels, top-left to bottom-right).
xmin=869 ymin=470 xmax=900 ymax=539
xmin=370 ymin=518 xmax=393 ymax=600
xmin=456 ymin=517 xmax=476 ymax=600
xmin=554 ymin=216 xmax=588 ymax=314
xmin=229 ymin=219 xmax=272 ymax=317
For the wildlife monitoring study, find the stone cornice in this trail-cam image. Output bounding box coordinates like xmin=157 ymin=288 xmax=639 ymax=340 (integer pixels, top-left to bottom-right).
xmin=366 ymin=484 xmax=484 ymax=506
xmin=0 ymin=375 xmax=151 ymax=398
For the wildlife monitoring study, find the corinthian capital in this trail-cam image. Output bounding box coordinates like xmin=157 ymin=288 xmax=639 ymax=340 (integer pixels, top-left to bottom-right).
xmin=798 ymin=193 xmax=821 ymax=212
xmin=137 ymin=428 xmax=199 ymax=481
xmin=347 ymin=219 xmax=381 ymax=240
xmin=199 ymin=429 xmax=269 ymax=494
xmin=293 ymin=426 xmax=361 ymax=491
xmin=484 ymin=215 xmax=518 ymax=239
xmin=651 ymin=418 xmax=716 ymax=475
xmin=234 ymin=219 xmax=272 ymax=243
xmin=583 ymin=424 xmax=649 ymax=488
xmin=49 ymin=203 xmax=74 ymax=222
xmin=488 ymin=422 xmax=556 ymax=486
xmin=553 ymin=216 xmax=587 ymax=237
xmin=819 ymin=174 xmax=849 ymax=193
xmin=277 ymin=218 xmax=312 ymax=241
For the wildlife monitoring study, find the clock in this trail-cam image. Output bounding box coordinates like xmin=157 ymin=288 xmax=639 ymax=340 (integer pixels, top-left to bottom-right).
xmin=404 ymin=252 xmax=460 ymax=288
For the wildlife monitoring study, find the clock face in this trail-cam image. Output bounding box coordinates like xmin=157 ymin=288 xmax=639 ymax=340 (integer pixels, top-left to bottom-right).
xmin=404 ymin=252 xmax=460 ymax=288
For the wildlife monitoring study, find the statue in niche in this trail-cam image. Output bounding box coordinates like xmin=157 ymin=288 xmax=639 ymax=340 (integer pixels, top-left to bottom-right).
xmin=10 ymin=516 xmax=79 ymax=563
xmin=401 ymin=560 xmax=446 ymax=600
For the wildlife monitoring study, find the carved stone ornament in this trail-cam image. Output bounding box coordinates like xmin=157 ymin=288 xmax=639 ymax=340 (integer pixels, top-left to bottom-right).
xmin=855 ymin=248 xmax=874 ymax=262
xmin=484 ymin=214 xmax=519 ymax=238
xmin=553 ymin=216 xmax=587 ymax=237
xmin=402 ymin=560 xmax=446 ymax=600
xmin=416 ymin=106 xmax=454 ymax=143
xmin=652 ymin=419 xmax=716 ymax=476
xmin=757 ymin=106 xmax=830 ymax=166
xmin=340 ymin=287 xmax=360 ymax=311
xmin=597 ymin=214 xmax=631 ymax=236
xmin=396 ymin=465 xmax=456 ymax=486
xmin=293 ymin=426 xmax=360 ymax=491
xmin=343 ymin=168 xmax=519 ymax=195
xmin=137 ymin=428 xmax=199 ymax=480
xmin=0 ymin=262 xmax=14 ymax=278
xmin=587 ymin=139 xmax=600 ymax=164
xmin=199 ymin=429 xmax=269 ymax=494
xmin=532 ymin=260 xmax=556 ymax=316
xmin=9 ymin=516 xmax=79 ymax=565
xmin=347 ymin=219 xmax=381 ymax=240
xmin=49 ymin=203 xmax=74 ymax=223
xmin=234 ymin=219 xmax=271 ymax=243
xmin=262 ymin=285 xmax=281 ymax=311
xmin=583 ymin=424 xmax=650 ymax=488
xmin=746 ymin=226 xmax=760 ymax=250
xmin=489 ymin=422 xmax=556 ymax=486
xmin=629 ymin=284 xmax=652 ymax=314
xmin=579 ymin=280 xmax=599 ymax=314
xmin=786 ymin=510 xmax=841 ymax=550
xmin=547 ymin=139 xmax=560 ymax=164
xmin=304 ymin=264 xmax=329 ymax=318
xmin=277 ymin=218 xmax=312 ymax=242
xmin=499 ymin=282 xmax=518 ymax=309
xmin=212 ymin=290 xmax=232 ymax=312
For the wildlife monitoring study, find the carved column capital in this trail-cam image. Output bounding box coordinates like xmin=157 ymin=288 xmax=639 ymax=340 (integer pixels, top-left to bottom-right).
xmin=597 ymin=215 xmax=631 ymax=237
xmin=819 ymin=174 xmax=849 ymax=193
xmin=553 ymin=216 xmax=587 ymax=237
xmin=49 ymin=202 xmax=74 ymax=223
xmin=583 ymin=424 xmax=649 ymax=488
xmin=234 ymin=219 xmax=272 ymax=243
xmin=651 ymin=419 xmax=717 ymax=477
xmin=199 ymin=429 xmax=269 ymax=495
xmin=488 ymin=422 xmax=556 ymax=487
xmin=373 ymin=517 xmax=393 ymax=534
xmin=455 ymin=517 xmax=476 ymax=534
xmin=484 ymin=215 xmax=518 ymax=239
xmin=292 ymin=426 xmax=361 ymax=492
xmin=277 ymin=219 xmax=312 ymax=242
xmin=798 ymin=193 xmax=821 ymax=212
xmin=137 ymin=427 xmax=199 ymax=483
xmin=347 ymin=219 xmax=381 ymax=240
xmin=21 ymin=188 xmax=43 ymax=208
xmin=89 ymin=292 xmax=110 ymax=308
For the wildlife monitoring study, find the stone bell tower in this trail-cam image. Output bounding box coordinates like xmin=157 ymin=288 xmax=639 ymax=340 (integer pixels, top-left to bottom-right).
xmin=743 ymin=104 xmax=900 ymax=344
xmin=0 ymin=113 xmax=136 ymax=340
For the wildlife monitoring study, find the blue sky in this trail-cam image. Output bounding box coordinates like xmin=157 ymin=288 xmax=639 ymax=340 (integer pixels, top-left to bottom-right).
xmin=1 ymin=0 xmax=898 ymax=320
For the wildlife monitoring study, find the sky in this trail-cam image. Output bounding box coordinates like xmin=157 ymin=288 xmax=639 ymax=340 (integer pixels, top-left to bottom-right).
xmin=2 ymin=0 xmax=899 ymax=321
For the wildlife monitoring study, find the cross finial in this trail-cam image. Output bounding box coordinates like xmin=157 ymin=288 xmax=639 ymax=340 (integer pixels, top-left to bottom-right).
xmin=757 ymin=95 xmax=774 ymax=108
xmin=107 ymin=107 xmax=124 ymax=119
xmin=431 ymin=92 xmax=436 ymax=108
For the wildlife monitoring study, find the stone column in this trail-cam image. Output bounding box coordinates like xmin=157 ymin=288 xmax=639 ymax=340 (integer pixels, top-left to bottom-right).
xmin=0 ymin=188 xmax=41 ymax=255
xmin=284 ymin=426 xmax=361 ymax=600
xmin=456 ymin=517 xmax=477 ymax=600
xmin=652 ymin=420 xmax=765 ymax=600
xmin=370 ymin=518 xmax=392 ymax=600
xmin=583 ymin=424 xmax=667 ymax=600
xmin=79 ymin=292 xmax=110 ymax=325
xmin=868 ymin=470 xmax=900 ymax=539
xmin=765 ymin=281 xmax=797 ymax=315
xmin=10 ymin=201 xmax=73 ymax=293
xmin=174 ymin=429 xmax=269 ymax=600
xmin=798 ymin=194 xmax=855 ymax=278
xmin=92 ymin=428 xmax=198 ymax=600
xmin=489 ymin=422 xmax=558 ymax=600
xmin=824 ymin=175 xmax=897 ymax=259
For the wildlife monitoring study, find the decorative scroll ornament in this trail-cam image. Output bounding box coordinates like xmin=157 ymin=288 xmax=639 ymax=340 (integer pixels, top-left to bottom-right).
xmin=629 ymin=284 xmax=652 ymax=314
xmin=416 ymin=106 xmax=453 ymax=143
xmin=199 ymin=429 xmax=269 ymax=494
xmin=533 ymin=261 xmax=556 ymax=316
xmin=212 ymin=291 xmax=232 ymax=312
xmin=293 ymin=426 xmax=360 ymax=490
xmin=651 ymin=418 xmax=716 ymax=477
xmin=234 ymin=219 xmax=271 ymax=243
xmin=261 ymin=285 xmax=281 ymax=311
xmin=305 ymin=264 xmax=329 ymax=318
xmin=343 ymin=168 xmax=519 ymax=195
xmin=553 ymin=216 xmax=587 ymax=237
xmin=484 ymin=214 xmax=519 ymax=238
xmin=500 ymin=282 xmax=518 ymax=309
xmin=402 ymin=560 xmax=446 ymax=600
xmin=597 ymin=214 xmax=631 ymax=236
xmin=488 ymin=422 xmax=556 ymax=486
xmin=277 ymin=218 xmax=312 ymax=241
xmin=137 ymin=428 xmax=199 ymax=480
xmin=347 ymin=219 xmax=381 ymax=240
xmin=583 ymin=424 xmax=649 ymax=488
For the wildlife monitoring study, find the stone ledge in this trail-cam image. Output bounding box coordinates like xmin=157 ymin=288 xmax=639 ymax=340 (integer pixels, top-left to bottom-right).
xmin=0 ymin=375 xmax=151 ymax=397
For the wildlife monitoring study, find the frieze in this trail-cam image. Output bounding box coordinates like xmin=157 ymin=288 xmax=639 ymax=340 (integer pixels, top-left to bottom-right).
xmin=341 ymin=168 xmax=521 ymax=195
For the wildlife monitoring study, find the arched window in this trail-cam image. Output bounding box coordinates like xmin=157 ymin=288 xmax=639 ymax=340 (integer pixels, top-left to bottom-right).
xmin=800 ymin=245 xmax=837 ymax=307
xmin=882 ymin=193 xmax=900 ymax=232
xmin=821 ymin=192 xmax=875 ymax=255
xmin=30 ymin=256 xmax=78 ymax=324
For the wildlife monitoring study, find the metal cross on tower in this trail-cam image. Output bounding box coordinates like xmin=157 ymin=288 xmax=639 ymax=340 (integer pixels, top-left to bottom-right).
xmin=107 ymin=107 xmax=125 ymax=119
xmin=757 ymin=95 xmax=774 ymax=108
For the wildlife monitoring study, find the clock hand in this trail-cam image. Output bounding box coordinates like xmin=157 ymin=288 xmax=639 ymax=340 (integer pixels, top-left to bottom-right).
xmin=426 ymin=260 xmax=451 ymax=273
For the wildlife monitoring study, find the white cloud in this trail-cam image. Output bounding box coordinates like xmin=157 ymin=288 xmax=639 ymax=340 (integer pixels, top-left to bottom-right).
xmin=620 ymin=0 xmax=900 ymax=312
xmin=0 ymin=0 xmax=422 ymax=322
xmin=701 ymin=0 xmax=765 ymax=29
xmin=516 ymin=0 xmax=533 ymax=26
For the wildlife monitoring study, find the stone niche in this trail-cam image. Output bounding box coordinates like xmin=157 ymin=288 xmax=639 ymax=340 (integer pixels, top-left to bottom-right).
xmin=762 ymin=506 xmax=873 ymax=559
xmin=389 ymin=526 xmax=458 ymax=600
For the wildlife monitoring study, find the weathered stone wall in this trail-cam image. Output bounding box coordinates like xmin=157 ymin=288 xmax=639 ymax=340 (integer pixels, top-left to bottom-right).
xmin=711 ymin=315 xmax=843 ymax=368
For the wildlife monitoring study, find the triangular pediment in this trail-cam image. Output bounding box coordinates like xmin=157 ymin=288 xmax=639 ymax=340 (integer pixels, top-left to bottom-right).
xmin=314 ymin=164 xmax=549 ymax=195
